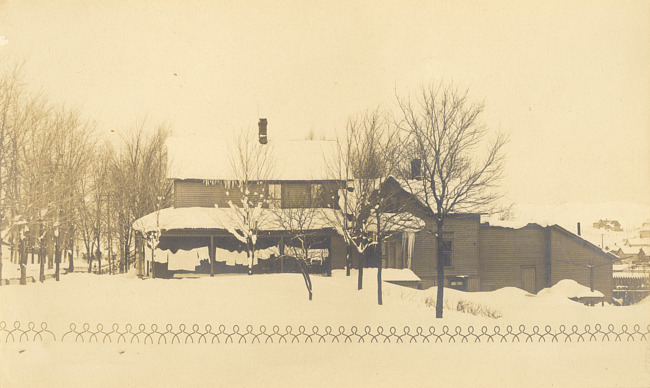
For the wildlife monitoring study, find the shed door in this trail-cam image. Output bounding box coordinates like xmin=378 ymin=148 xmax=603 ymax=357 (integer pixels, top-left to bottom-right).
xmin=522 ymin=266 xmax=536 ymax=294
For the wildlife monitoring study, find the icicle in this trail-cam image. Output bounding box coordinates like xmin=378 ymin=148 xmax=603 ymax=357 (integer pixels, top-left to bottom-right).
xmin=405 ymin=232 xmax=415 ymax=269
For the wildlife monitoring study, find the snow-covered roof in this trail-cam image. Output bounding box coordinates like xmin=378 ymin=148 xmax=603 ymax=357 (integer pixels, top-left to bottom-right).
xmin=386 ymin=177 xmax=485 ymax=218
xmin=167 ymin=136 xmax=338 ymax=181
xmin=613 ymin=264 xmax=630 ymax=272
xmin=482 ymin=220 xmax=551 ymax=229
xmin=133 ymin=207 xmax=341 ymax=234
xmin=613 ymin=272 xmax=649 ymax=279
xmin=615 ymin=246 xmax=646 ymax=256
xmin=389 ymin=177 xmax=428 ymax=209
xmin=625 ymin=237 xmax=650 ymax=247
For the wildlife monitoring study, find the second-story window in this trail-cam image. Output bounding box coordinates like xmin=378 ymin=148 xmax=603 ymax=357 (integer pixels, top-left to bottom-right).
xmin=268 ymin=184 xmax=281 ymax=208
xmin=311 ymin=183 xmax=324 ymax=207
xmin=282 ymin=183 xmax=311 ymax=208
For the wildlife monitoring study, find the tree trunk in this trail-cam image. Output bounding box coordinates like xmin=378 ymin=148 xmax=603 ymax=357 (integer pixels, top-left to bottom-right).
xmin=47 ymin=243 xmax=53 ymax=269
xmin=87 ymin=247 xmax=93 ymax=273
xmin=124 ymin=233 xmax=131 ymax=272
xmin=54 ymin=235 xmax=61 ymax=281
xmin=376 ymin=212 xmax=383 ymax=305
xmin=0 ymin=236 xmax=3 ymax=286
xmin=346 ymin=245 xmax=351 ymax=276
xmin=67 ymin=250 xmax=74 ymax=273
xmin=97 ymin=249 xmax=102 ymax=275
xmin=358 ymin=250 xmax=364 ymax=290
xmin=247 ymin=238 xmax=253 ymax=275
xmin=435 ymin=221 xmax=445 ymax=319
xmin=39 ymin=241 xmax=45 ymax=283
xmin=19 ymin=239 xmax=27 ymax=285
xmin=377 ymin=244 xmax=383 ymax=306
xmin=67 ymin=236 xmax=74 ymax=273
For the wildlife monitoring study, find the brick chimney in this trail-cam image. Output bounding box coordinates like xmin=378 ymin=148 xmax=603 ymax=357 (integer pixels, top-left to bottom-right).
xmin=410 ymin=159 xmax=422 ymax=180
xmin=258 ymin=118 xmax=268 ymax=144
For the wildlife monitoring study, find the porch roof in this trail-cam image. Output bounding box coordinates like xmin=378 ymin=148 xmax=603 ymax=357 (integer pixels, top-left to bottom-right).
xmin=133 ymin=207 xmax=341 ymax=234
xmin=133 ymin=206 xmax=426 ymax=237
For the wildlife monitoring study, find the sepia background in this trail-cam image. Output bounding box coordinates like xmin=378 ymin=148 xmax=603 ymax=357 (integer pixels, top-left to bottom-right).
xmin=1 ymin=0 xmax=648 ymax=207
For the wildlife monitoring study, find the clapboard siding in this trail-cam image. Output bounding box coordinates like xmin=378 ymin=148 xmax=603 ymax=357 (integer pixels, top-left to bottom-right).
xmin=175 ymin=180 xmax=338 ymax=209
xmin=549 ymin=228 xmax=613 ymax=300
xmin=330 ymin=235 xmax=348 ymax=269
xmin=411 ymin=215 xmax=480 ymax=281
xmin=479 ymin=226 xmax=547 ymax=292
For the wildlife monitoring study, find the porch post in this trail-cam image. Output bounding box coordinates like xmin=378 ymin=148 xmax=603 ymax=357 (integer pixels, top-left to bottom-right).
xmin=279 ymin=237 xmax=285 ymax=273
xmin=151 ymin=242 xmax=155 ymax=279
xmin=210 ymin=236 xmax=215 ymax=277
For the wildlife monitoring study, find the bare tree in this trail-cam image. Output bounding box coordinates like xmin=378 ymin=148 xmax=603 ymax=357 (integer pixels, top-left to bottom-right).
xmin=111 ymin=123 xmax=172 ymax=275
xmin=217 ymin=130 xmax=274 ymax=275
xmin=0 ymin=65 xmax=28 ymax=285
xmin=327 ymin=109 xmax=422 ymax=304
xmin=396 ymin=81 xmax=507 ymax=318
xmin=273 ymin=194 xmax=330 ymax=300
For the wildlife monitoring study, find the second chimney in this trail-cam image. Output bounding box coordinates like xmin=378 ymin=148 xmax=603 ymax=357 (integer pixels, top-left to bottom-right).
xmin=258 ymin=118 xmax=268 ymax=144
xmin=410 ymin=159 xmax=422 ymax=180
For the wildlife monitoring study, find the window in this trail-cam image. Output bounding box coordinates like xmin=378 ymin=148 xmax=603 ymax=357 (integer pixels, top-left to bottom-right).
xmin=282 ymin=183 xmax=311 ymax=208
xmin=268 ymin=184 xmax=281 ymax=208
xmin=441 ymin=240 xmax=452 ymax=267
xmin=311 ymin=183 xmax=324 ymax=207
xmin=448 ymin=276 xmax=467 ymax=291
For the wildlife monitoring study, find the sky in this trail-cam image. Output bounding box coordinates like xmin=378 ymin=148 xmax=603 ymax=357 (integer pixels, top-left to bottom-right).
xmin=0 ymin=0 xmax=648 ymax=207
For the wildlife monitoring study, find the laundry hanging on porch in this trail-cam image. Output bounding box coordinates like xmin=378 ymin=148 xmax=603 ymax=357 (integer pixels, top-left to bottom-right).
xmin=167 ymin=247 xmax=208 ymax=271
xmin=146 ymin=248 xmax=168 ymax=264
xmin=214 ymin=246 xmax=280 ymax=266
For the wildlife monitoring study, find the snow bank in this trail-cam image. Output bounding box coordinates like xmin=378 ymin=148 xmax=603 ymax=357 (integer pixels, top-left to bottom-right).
xmin=537 ymin=279 xmax=604 ymax=299
xmin=380 ymin=268 xmax=420 ymax=282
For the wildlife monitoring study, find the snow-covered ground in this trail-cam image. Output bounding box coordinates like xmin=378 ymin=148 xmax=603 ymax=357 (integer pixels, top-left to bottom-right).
xmin=2 ymin=267 xmax=648 ymax=329
xmin=1 ymin=264 xmax=649 ymax=387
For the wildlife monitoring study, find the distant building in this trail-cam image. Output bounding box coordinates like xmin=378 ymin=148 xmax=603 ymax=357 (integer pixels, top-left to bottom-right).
xmin=612 ymin=246 xmax=647 ymax=265
xmin=640 ymin=220 xmax=650 ymax=239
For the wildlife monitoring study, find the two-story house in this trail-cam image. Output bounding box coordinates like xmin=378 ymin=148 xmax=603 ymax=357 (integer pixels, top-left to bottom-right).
xmin=133 ymin=122 xmax=349 ymax=277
